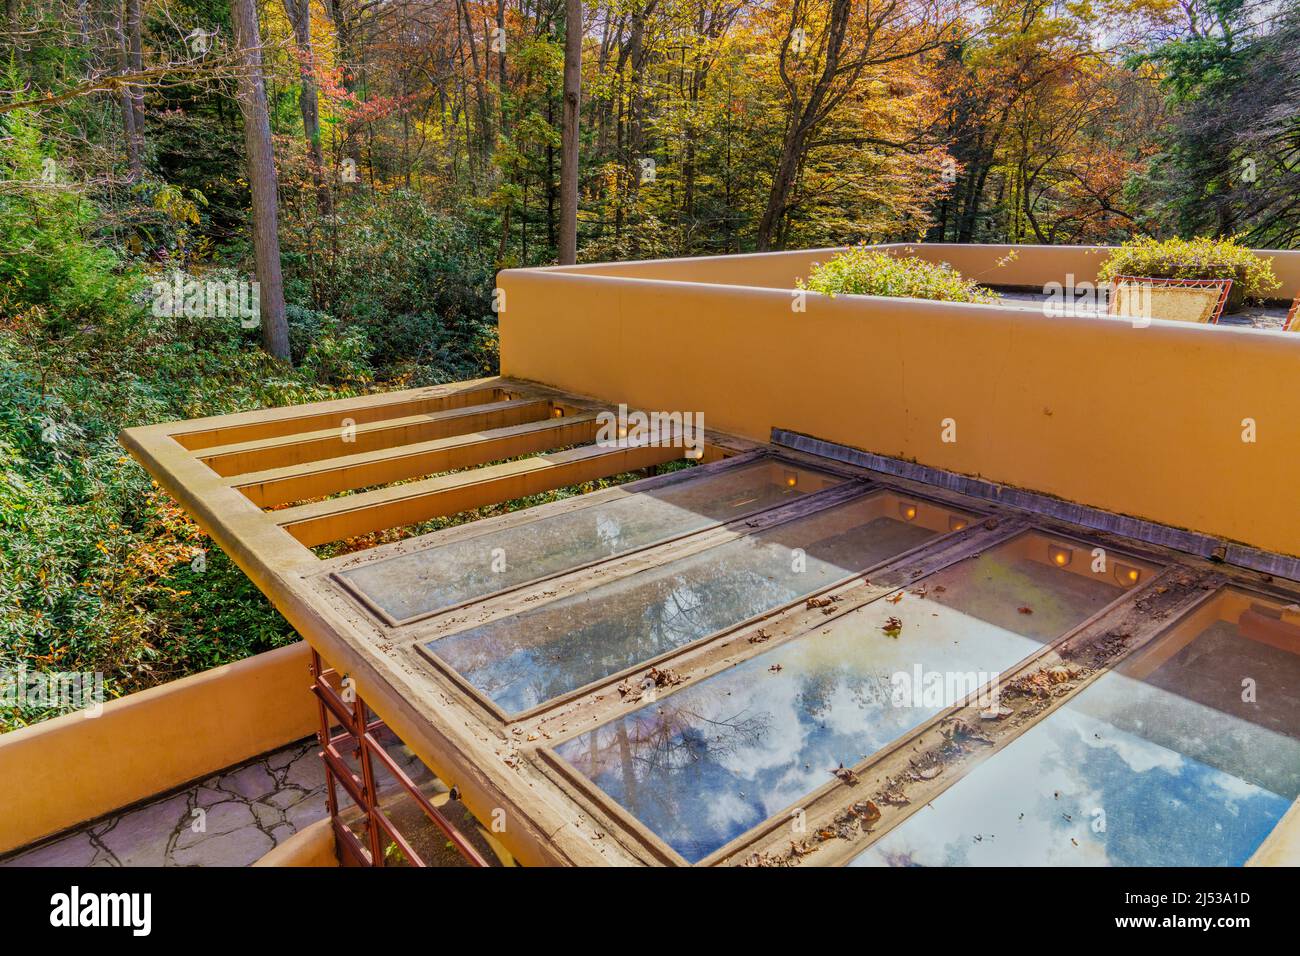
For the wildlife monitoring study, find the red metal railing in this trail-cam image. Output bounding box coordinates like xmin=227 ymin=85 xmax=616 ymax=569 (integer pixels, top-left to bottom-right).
xmin=309 ymin=650 xmax=490 ymax=867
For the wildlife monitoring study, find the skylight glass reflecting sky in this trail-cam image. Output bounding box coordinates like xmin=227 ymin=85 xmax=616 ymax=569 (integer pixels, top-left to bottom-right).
xmin=853 ymin=590 xmax=1300 ymax=867
xmin=556 ymin=532 xmax=1144 ymax=862
xmin=340 ymin=459 xmax=840 ymax=621
xmin=429 ymin=491 xmax=967 ymax=714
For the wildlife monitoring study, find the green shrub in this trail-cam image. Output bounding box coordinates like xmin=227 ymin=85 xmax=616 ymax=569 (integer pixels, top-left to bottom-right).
xmin=800 ymin=246 xmax=999 ymax=304
xmin=286 ymin=304 xmax=374 ymax=386
xmin=0 ymin=110 xmax=140 ymax=330
xmin=1097 ymin=235 xmax=1280 ymax=309
xmin=281 ymin=190 xmax=499 ymax=379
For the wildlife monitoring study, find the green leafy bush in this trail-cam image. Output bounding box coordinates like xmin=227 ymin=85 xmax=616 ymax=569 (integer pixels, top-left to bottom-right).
xmin=800 ymin=246 xmax=998 ymax=304
xmin=1097 ymin=235 xmax=1281 ymax=309
xmin=286 ymin=304 xmax=374 ymax=386
xmin=0 ymin=123 xmax=375 ymax=729
xmin=281 ymin=190 xmax=499 ymax=380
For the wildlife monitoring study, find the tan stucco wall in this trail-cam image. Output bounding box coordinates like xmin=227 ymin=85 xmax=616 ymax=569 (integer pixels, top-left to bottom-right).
xmin=499 ymin=255 xmax=1300 ymax=558
xmin=0 ymin=641 xmax=317 ymax=855
xmin=534 ymin=242 xmax=1300 ymax=299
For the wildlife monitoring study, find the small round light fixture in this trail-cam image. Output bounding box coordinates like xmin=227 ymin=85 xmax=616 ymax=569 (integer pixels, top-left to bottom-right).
xmin=948 ymin=515 xmax=968 ymax=532
xmin=1048 ymin=544 xmax=1074 ymax=568
xmin=1114 ymin=563 xmax=1142 ymax=587
xmin=552 ymin=407 xmax=564 ymax=418
xmin=784 ymin=471 xmax=799 ymax=489
xmin=899 ymin=501 xmax=919 ymax=521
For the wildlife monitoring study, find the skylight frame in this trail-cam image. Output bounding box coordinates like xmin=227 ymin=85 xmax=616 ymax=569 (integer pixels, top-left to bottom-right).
xmin=119 ymin=374 xmax=1300 ymax=867
xmin=835 ymin=579 xmax=1300 ymax=868
xmin=529 ymin=525 xmax=1168 ymax=865
xmin=326 ymin=450 xmax=854 ymax=628
xmin=408 ymin=483 xmax=983 ymax=724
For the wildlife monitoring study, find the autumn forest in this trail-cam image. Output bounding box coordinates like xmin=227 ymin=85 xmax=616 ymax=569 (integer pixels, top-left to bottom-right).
xmin=1 ymin=0 xmax=1297 ymax=722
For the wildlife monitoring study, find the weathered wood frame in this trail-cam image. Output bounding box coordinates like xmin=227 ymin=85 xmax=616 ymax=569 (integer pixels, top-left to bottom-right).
xmin=122 ymin=375 xmax=1300 ymax=866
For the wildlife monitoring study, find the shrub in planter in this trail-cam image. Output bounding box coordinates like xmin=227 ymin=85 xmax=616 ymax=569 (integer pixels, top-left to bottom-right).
xmin=1096 ymin=236 xmax=1280 ymax=312
xmin=799 ymin=246 xmax=998 ymax=304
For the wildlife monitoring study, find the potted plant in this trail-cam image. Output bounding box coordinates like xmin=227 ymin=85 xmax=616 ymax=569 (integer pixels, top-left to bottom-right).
xmin=799 ymin=245 xmax=998 ymax=304
xmin=1096 ymin=236 xmax=1280 ymax=314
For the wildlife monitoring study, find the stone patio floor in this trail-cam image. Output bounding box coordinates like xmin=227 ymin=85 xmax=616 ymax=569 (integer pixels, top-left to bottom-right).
xmin=0 ymin=737 xmax=327 ymax=867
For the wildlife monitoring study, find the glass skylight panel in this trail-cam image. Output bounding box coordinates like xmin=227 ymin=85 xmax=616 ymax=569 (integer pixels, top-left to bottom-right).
xmin=427 ymin=492 xmax=973 ymax=715
xmin=554 ymin=532 xmax=1154 ymax=863
xmin=852 ymin=588 xmax=1299 ymax=867
xmin=337 ymin=459 xmax=841 ymax=622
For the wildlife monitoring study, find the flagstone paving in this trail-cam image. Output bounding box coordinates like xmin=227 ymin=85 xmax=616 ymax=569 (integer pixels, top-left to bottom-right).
xmin=0 ymin=737 xmax=327 ymax=867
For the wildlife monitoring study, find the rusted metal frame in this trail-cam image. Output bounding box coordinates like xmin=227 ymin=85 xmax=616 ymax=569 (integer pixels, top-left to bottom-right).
xmin=329 ymin=451 xmax=854 ymax=630
xmin=310 ymin=650 xmax=490 ymax=867
xmin=350 ymin=694 xmax=385 ymax=863
xmin=312 ymin=649 xmax=368 ymax=866
xmin=363 ymin=732 xmax=491 ymax=866
xmin=715 ymin=565 xmax=1225 ymax=867
xmin=331 ymin=814 xmax=370 ymax=866
xmin=310 ymin=651 xmax=342 ymax=843
xmin=369 ymin=805 xmax=426 ymax=867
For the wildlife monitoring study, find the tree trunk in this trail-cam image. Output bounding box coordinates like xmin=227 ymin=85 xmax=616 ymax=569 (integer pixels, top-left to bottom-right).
xmin=496 ymin=0 xmax=508 ymax=134
xmin=123 ymin=0 xmax=144 ymax=179
xmin=757 ymin=128 xmax=807 ymax=250
xmin=558 ymin=0 xmax=581 ymax=264
xmin=113 ymin=3 xmax=139 ymax=177
xmin=232 ymin=0 xmax=291 ymax=362
xmin=755 ymin=0 xmax=853 ymax=250
xmin=282 ymin=0 xmax=331 ymax=215
xmin=456 ymin=0 xmax=492 ymax=161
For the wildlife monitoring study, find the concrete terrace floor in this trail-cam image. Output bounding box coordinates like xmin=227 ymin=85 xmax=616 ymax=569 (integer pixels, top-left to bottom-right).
xmin=0 ymin=738 xmax=327 ymax=867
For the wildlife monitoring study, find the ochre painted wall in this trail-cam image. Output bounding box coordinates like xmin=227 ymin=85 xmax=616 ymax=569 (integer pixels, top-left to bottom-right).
xmin=539 ymin=242 xmax=1300 ymax=299
xmin=0 ymin=642 xmax=318 ymax=855
xmin=499 ymin=258 xmax=1300 ymax=558
xmin=253 ymin=817 xmax=337 ymax=866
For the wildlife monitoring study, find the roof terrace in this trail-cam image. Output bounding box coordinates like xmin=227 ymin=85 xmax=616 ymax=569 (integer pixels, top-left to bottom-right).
xmin=10 ymin=241 xmax=1299 ymax=869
